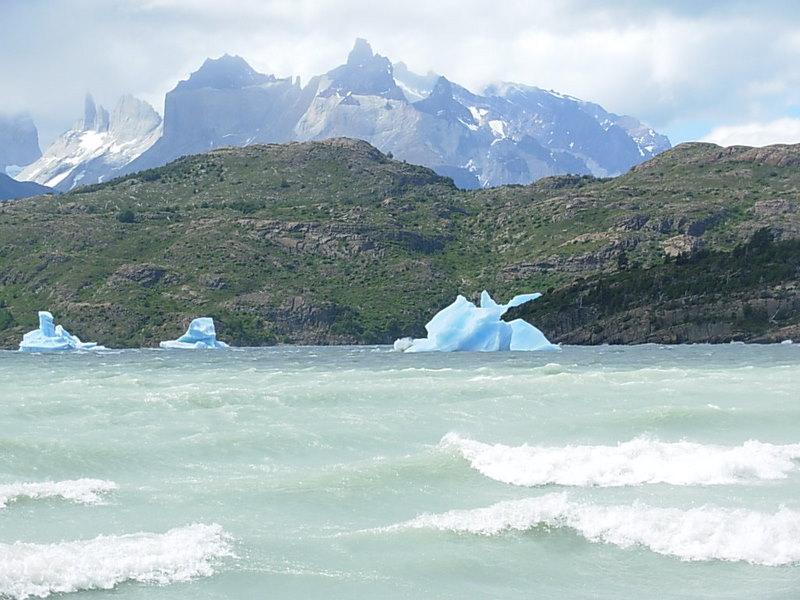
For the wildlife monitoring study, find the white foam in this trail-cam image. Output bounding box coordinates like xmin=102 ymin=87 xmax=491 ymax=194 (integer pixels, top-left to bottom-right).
xmin=0 ymin=479 xmax=118 ymax=508
xmin=0 ymin=523 xmax=233 ymax=599
xmin=442 ymin=433 xmax=800 ymax=487
xmin=379 ymin=493 xmax=800 ymax=566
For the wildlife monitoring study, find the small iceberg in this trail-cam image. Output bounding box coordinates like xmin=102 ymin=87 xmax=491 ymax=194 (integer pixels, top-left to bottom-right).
xmin=159 ymin=317 xmax=229 ymax=349
xmin=394 ymin=290 xmax=559 ymax=352
xmin=19 ymin=311 xmax=106 ymax=352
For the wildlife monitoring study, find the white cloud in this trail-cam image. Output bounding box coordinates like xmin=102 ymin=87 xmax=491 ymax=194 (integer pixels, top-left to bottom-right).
xmin=3 ymin=0 xmax=800 ymax=148
xmin=701 ymin=118 xmax=800 ymax=147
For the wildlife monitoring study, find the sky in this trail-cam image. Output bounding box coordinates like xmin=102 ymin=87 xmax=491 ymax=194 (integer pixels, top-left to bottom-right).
xmin=3 ymin=0 xmax=800 ymax=151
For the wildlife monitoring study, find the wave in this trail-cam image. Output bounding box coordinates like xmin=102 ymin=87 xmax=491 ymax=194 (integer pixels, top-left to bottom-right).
xmin=376 ymin=493 xmax=800 ymax=566
xmin=0 ymin=479 xmax=118 ymax=508
xmin=441 ymin=433 xmax=800 ymax=487
xmin=0 ymin=523 xmax=233 ymax=600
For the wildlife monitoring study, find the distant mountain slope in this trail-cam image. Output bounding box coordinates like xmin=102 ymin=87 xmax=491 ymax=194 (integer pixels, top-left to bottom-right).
xmin=0 ymin=138 xmax=796 ymax=349
xmin=20 ymin=40 xmax=670 ymax=192
xmin=0 ymin=172 xmax=53 ymax=201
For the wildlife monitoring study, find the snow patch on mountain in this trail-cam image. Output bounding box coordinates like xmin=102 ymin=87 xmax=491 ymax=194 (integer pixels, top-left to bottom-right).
xmin=19 ymin=94 xmax=161 ymax=191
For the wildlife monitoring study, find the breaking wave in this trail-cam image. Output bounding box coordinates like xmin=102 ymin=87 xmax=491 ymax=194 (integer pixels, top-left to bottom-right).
xmin=0 ymin=479 xmax=118 ymax=508
xmin=441 ymin=433 xmax=800 ymax=487
xmin=377 ymin=493 xmax=800 ymax=566
xmin=0 ymin=523 xmax=233 ymax=599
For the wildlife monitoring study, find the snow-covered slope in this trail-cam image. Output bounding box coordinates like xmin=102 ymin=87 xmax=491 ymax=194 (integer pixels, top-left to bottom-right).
xmin=19 ymin=94 xmax=161 ymax=191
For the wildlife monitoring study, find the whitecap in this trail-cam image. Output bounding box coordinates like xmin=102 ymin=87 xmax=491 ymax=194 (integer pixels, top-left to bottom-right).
xmin=0 ymin=479 xmax=118 ymax=508
xmin=441 ymin=433 xmax=800 ymax=487
xmin=378 ymin=493 xmax=800 ymax=566
xmin=540 ymin=362 xmax=568 ymax=375
xmin=0 ymin=523 xmax=233 ymax=599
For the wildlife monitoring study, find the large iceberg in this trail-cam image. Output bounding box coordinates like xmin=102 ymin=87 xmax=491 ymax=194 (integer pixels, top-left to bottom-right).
xmin=394 ymin=291 xmax=559 ymax=352
xmin=159 ymin=317 xmax=230 ymax=349
xmin=19 ymin=311 xmax=106 ymax=351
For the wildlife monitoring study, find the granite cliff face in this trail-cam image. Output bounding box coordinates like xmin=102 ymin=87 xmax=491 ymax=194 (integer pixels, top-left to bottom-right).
xmin=19 ymin=40 xmax=670 ymax=192
xmin=126 ymin=55 xmax=305 ymax=174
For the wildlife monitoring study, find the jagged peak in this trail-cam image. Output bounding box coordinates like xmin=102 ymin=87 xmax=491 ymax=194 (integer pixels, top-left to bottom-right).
xmin=347 ymin=38 xmax=375 ymax=67
xmin=175 ymin=54 xmax=273 ymax=91
xmin=333 ymin=38 xmax=392 ymax=76
xmin=413 ymin=75 xmax=476 ymax=126
xmin=321 ymin=39 xmax=405 ymax=101
xmin=83 ymin=93 xmax=96 ymax=127
xmin=72 ymin=94 xmax=159 ymax=137
xmin=108 ymin=95 xmax=162 ymax=138
xmin=80 ymin=93 xmax=109 ymax=132
xmin=112 ymin=93 xmax=155 ymax=114
xmin=429 ymin=76 xmax=454 ymax=99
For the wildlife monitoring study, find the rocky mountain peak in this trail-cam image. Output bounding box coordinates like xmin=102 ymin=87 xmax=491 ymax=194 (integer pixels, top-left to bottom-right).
xmin=80 ymin=94 xmax=109 ymax=132
xmin=346 ymin=38 xmax=375 ymax=67
xmin=413 ymin=76 xmax=475 ymax=126
xmin=429 ymin=76 xmax=455 ymax=99
xmin=175 ymin=54 xmax=272 ymax=91
xmin=322 ymin=39 xmax=405 ymax=101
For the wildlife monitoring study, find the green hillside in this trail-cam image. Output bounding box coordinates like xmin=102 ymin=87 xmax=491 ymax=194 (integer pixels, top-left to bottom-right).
xmin=1 ymin=138 xmax=798 ymax=348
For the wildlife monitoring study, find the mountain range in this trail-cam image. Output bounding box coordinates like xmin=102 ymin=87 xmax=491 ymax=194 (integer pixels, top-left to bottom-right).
xmin=11 ymin=39 xmax=670 ymax=193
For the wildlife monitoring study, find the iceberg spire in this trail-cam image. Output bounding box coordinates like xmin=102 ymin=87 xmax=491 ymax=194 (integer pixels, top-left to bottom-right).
xmin=394 ymin=291 xmax=559 ymax=352
xmin=19 ymin=311 xmax=106 ymax=351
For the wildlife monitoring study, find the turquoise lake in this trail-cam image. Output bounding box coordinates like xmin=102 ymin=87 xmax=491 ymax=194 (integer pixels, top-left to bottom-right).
xmin=1 ymin=343 xmax=799 ymax=599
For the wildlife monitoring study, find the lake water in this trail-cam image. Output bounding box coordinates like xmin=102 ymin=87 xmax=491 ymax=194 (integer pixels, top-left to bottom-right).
xmin=1 ymin=343 xmax=799 ymax=599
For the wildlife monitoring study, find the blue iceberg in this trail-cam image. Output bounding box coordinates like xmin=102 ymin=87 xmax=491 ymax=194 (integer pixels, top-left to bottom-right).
xmin=159 ymin=317 xmax=230 ymax=349
xmin=393 ymin=291 xmax=559 ymax=352
xmin=19 ymin=311 xmax=106 ymax=351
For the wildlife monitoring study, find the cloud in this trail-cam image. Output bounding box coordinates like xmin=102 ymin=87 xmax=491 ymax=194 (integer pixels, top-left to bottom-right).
xmin=3 ymin=0 xmax=800 ymax=148
xmin=702 ymin=118 xmax=800 ymax=147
